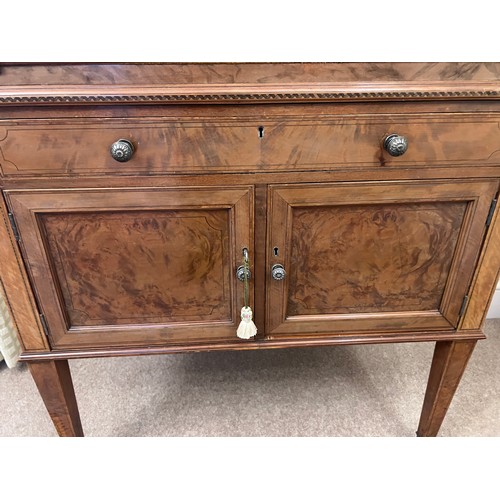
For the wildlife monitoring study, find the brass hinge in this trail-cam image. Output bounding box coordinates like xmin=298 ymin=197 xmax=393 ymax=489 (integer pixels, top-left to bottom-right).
xmin=7 ymin=212 xmax=20 ymax=241
xmin=39 ymin=314 xmax=50 ymax=338
xmin=485 ymin=197 xmax=498 ymax=228
xmin=459 ymin=295 xmax=469 ymax=319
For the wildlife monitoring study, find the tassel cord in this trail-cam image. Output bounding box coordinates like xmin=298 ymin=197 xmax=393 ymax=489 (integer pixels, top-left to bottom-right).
xmin=243 ymin=248 xmax=249 ymax=309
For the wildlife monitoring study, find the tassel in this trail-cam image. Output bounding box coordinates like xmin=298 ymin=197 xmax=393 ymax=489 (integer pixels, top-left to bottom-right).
xmin=237 ymin=248 xmax=256 ymax=339
xmin=237 ymin=306 xmax=257 ymax=339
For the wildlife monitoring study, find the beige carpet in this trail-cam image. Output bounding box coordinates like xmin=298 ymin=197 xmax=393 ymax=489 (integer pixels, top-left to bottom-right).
xmin=1 ymin=320 xmax=499 ymax=437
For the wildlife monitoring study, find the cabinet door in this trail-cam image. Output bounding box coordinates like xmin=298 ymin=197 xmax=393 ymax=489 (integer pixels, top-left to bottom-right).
xmin=267 ymin=180 xmax=498 ymax=338
xmin=7 ymin=187 xmax=253 ymax=348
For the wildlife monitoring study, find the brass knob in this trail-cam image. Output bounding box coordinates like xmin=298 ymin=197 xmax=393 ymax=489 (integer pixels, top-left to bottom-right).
xmin=383 ymin=134 xmax=408 ymax=157
xmin=271 ymin=264 xmax=286 ymax=281
xmin=110 ymin=139 xmax=135 ymax=162
xmin=236 ymin=265 xmax=252 ymax=282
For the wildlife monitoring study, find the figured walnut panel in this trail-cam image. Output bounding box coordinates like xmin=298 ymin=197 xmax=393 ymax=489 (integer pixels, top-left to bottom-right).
xmin=41 ymin=210 xmax=231 ymax=326
xmin=287 ymin=202 xmax=466 ymax=316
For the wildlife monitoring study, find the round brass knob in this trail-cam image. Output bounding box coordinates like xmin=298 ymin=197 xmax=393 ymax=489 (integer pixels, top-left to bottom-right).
xmin=383 ymin=134 xmax=408 ymax=157
xmin=110 ymin=139 xmax=135 ymax=162
xmin=271 ymin=264 xmax=286 ymax=281
xmin=236 ymin=265 xmax=252 ymax=282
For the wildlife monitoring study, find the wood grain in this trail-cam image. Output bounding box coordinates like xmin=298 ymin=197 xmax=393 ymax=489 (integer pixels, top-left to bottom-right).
xmin=0 ymin=194 xmax=48 ymax=351
xmin=417 ymin=340 xmax=477 ymax=437
xmin=267 ymin=180 xmax=498 ymax=335
xmin=28 ymin=359 xmax=83 ymax=437
xmin=2 ymin=63 xmax=500 ymax=437
xmin=42 ymin=209 xmax=230 ymax=326
xmin=287 ymin=202 xmax=466 ymax=315
xmin=4 ymin=167 xmax=500 ymax=192
xmin=2 ymin=100 xmax=500 ymax=123
xmin=461 ymin=192 xmax=500 ymax=330
xmin=18 ymin=328 xmax=487 ymax=361
xmin=252 ymin=185 xmax=268 ymax=337
xmin=2 ymin=62 xmax=500 ymax=105
xmin=2 ymin=115 xmax=500 ymax=177
xmin=3 ymin=63 xmax=500 ymax=86
xmin=7 ymin=187 xmax=253 ymax=348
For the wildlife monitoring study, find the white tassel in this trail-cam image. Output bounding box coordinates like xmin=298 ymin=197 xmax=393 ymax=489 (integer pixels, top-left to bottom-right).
xmin=236 ymin=306 xmax=257 ymax=339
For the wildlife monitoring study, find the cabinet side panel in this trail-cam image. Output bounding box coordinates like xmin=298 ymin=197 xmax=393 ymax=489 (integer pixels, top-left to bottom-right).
xmin=462 ymin=195 xmax=500 ymax=330
xmin=0 ymin=194 xmax=48 ymax=350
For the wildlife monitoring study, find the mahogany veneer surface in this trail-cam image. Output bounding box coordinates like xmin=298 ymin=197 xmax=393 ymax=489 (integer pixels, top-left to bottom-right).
xmin=2 ymin=114 xmax=500 ymax=177
xmin=1 ymin=63 xmax=500 ymax=437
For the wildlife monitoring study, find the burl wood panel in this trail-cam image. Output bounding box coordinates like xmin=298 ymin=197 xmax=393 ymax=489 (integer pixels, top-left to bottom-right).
xmin=41 ymin=209 xmax=230 ymax=326
xmin=287 ymin=202 xmax=466 ymax=316
xmin=2 ymin=116 xmax=500 ymax=177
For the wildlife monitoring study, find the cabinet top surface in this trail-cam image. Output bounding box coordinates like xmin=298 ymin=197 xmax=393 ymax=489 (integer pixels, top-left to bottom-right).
xmin=1 ymin=63 xmax=500 ymax=105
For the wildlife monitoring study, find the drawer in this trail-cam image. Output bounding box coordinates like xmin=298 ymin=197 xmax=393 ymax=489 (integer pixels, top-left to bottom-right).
xmin=0 ymin=119 xmax=261 ymax=176
xmin=1 ymin=114 xmax=500 ymax=177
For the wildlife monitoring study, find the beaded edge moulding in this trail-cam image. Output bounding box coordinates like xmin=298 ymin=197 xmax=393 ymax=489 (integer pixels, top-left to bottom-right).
xmin=0 ymin=91 xmax=500 ymax=104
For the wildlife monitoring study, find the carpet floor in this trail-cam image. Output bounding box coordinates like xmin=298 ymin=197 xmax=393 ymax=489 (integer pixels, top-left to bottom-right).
xmin=1 ymin=320 xmax=499 ymax=437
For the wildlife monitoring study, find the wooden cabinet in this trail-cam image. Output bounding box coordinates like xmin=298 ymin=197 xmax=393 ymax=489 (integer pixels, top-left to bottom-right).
xmin=2 ymin=63 xmax=500 ymax=437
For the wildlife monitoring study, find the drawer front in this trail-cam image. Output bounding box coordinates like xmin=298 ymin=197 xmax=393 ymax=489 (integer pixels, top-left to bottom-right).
xmin=6 ymin=186 xmax=254 ymax=349
xmin=1 ymin=114 xmax=500 ymax=177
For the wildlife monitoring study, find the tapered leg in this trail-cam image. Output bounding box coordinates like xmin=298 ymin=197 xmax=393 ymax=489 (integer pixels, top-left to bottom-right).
xmin=417 ymin=340 xmax=477 ymax=437
xmin=28 ymin=359 xmax=84 ymax=437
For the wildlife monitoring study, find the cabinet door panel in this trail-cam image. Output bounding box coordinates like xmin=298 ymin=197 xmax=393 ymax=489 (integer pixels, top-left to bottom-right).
xmin=267 ymin=180 xmax=497 ymax=337
xmin=42 ymin=209 xmax=231 ymax=326
xmin=7 ymin=187 xmax=253 ymax=348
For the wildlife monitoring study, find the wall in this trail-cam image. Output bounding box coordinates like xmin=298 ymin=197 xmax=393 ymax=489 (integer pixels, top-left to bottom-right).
xmin=486 ymin=283 xmax=500 ymax=318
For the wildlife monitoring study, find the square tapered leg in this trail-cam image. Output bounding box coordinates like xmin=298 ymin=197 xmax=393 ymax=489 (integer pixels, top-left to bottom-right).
xmin=417 ymin=340 xmax=476 ymax=437
xmin=28 ymin=359 xmax=84 ymax=437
